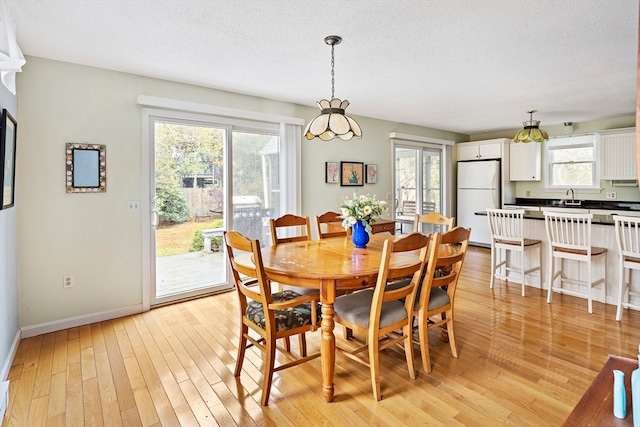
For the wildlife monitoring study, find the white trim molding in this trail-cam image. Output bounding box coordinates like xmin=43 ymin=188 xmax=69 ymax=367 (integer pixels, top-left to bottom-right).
xmin=20 ymin=304 xmax=143 ymax=338
xmin=0 ymin=329 xmax=19 ymax=381
xmin=136 ymin=95 xmax=305 ymax=126
xmin=389 ymin=132 xmax=455 ymax=146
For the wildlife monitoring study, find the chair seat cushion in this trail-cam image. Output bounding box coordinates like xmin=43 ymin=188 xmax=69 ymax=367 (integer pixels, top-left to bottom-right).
xmin=334 ymin=289 xmax=407 ymax=329
xmin=281 ymin=284 xmax=320 ymax=296
xmin=412 ymin=285 xmax=450 ymax=311
xmin=246 ymin=290 xmax=321 ymax=331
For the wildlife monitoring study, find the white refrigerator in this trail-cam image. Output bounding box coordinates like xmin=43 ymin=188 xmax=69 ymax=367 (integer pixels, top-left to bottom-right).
xmin=457 ymin=160 xmax=500 ymax=247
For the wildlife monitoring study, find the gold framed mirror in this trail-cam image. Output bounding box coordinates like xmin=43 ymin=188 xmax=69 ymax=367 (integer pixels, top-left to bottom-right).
xmin=65 ymin=143 xmax=106 ymax=193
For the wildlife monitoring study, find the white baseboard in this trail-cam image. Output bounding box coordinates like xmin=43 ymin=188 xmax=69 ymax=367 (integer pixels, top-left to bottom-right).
xmin=0 ymin=380 xmax=8 ymax=425
xmin=1 ymin=330 xmax=20 ymax=382
xmin=20 ymin=304 xmax=144 ymax=338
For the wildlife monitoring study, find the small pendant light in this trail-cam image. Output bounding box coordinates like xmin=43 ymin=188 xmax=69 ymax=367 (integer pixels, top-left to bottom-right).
xmin=513 ymin=110 xmax=549 ymax=143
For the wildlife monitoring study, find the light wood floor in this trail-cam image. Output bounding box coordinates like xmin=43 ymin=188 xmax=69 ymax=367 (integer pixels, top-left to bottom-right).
xmin=4 ymin=246 xmax=640 ymax=426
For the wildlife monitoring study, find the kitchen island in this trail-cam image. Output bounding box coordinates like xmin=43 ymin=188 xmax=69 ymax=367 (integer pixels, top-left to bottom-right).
xmin=476 ymin=199 xmax=640 ymax=313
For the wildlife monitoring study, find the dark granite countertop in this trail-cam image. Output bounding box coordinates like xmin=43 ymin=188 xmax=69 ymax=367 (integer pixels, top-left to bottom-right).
xmin=476 ymin=199 xmax=640 ymax=226
xmin=505 ymin=198 xmax=640 ymax=211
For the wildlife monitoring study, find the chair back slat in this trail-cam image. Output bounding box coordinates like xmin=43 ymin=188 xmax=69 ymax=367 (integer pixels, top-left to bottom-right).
xmin=413 ymin=212 xmax=455 ymax=234
xmin=315 ymin=211 xmax=348 ymax=239
xmin=544 ymin=211 xmax=593 ymax=254
xmin=224 ymin=230 xmax=273 ymax=306
xmin=417 ymin=226 xmax=471 ymax=311
xmin=615 ymin=215 xmax=640 ymax=259
xmin=486 ymin=209 xmax=525 ymax=245
xmin=372 ymin=232 xmax=430 ymax=311
xmin=270 ymin=214 xmax=312 ymax=245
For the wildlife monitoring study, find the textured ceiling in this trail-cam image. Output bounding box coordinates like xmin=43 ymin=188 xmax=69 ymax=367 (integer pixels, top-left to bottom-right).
xmin=4 ymin=0 xmax=639 ymax=135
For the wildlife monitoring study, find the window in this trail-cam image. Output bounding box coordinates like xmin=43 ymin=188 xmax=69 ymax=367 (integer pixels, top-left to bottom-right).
xmin=546 ymin=134 xmax=599 ymax=190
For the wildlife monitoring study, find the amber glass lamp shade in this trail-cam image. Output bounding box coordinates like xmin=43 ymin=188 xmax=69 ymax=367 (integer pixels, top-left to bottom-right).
xmin=513 ymin=111 xmax=549 ymax=143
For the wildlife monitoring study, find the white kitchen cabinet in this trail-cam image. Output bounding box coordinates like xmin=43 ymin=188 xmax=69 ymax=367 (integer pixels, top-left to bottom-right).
xmin=457 ymin=140 xmax=502 ymax=161
xmin=509 ymin=142 xmax=541 ymax=181
xmin=599 ymin=128 xmax=637 ymax=182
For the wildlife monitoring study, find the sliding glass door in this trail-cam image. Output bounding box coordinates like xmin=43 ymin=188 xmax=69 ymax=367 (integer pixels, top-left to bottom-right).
xmin=148 ymin=114 xmax=280 ymax=306
xmin=394 ymin=144 xmax=445 ymax=234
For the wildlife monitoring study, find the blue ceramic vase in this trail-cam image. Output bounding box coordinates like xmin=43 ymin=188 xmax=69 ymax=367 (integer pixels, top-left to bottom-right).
xmin=614 ymin=369 xmax=627 ymax=419
xmin=351 ymin=220 xmax=370 ymax=248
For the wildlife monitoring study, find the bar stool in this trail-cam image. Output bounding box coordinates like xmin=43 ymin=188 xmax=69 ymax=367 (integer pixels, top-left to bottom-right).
xmin=486 ymin=208 xmax=542 ymax=297
xmin=544 ymin=211 xmax=607 ymax=314
xmin=614 ymin=215 xmax=640 ymax=321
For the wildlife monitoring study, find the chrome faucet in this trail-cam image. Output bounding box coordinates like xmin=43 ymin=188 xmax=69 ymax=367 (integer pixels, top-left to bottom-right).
xmin=566 ymin=188 xmax=575 ymax=203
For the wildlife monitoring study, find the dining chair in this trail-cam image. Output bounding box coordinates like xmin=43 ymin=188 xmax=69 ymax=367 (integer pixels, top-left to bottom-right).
xmin=315 ymin=211 xmax=347 ymax=239
xmin=486 ymin=208 xmax=541 ymax=297
xmin=614 ymin=215 xmax=640 ymax=321
xmin=544 ymin=211 xmax=607 ymax=314
xmin=413 ymin=212 xmax=455 ymax=234
xmin=269 ymin=214 xmax=318 ymax=294
xmin=269 ymin=214 xmax=319 ymax=352
xmin=332 ymin=232 xmax=430 ymax=401
xmin=269 ymin=214 xmax=312 ymax=245
xmin=411 ymin=226 xmax=471 ymax=373
xmin=223 ymin=230 xmax=321 ymax=406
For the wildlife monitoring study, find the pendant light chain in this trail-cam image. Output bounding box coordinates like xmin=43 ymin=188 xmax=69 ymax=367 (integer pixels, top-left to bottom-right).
xmin=330 ymin=43 xmax=335 ymax=100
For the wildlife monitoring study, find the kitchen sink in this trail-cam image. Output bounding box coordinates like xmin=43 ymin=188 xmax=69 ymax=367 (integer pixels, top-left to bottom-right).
xmin=549 ymin=199 xmax=582 ymax=207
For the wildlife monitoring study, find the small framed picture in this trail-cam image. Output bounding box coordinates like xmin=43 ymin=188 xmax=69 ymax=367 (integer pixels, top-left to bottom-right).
xmin=0 ymin=109 xmax=17 ymax=210
xmin=366 ymin=164 xmax=377 ymax=184
xmin=325 ymin=161 xmax=339 ymax=183
xmin=340 ymin=161 xmax=364 ymax=186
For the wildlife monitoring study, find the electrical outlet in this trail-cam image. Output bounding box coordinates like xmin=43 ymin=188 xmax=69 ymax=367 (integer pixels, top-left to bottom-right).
xmin=63 ymin=275 xmax=74 ymax=288
xmin=606 ymin=191 xmax=617 ymax=199
xmin=127 ymin=200 xmax=140 ymax=212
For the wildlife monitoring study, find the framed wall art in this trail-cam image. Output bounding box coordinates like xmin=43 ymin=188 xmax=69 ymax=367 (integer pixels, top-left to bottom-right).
xmin=340 ymin=161 xmax=364 ymax=186
xmin=366 ymin=164 xmax=378 ymax=184
xmin=0 ymin=109 xmax=17 ymax=210
xmin=325 ymin=161 xmax=339 ymax=183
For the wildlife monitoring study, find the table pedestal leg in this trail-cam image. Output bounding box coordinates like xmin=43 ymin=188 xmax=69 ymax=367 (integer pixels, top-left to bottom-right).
xmin=321 ymin=281 xmax=336 ymax=402
xmin=321 ymin=301 xmax=335 ymax=402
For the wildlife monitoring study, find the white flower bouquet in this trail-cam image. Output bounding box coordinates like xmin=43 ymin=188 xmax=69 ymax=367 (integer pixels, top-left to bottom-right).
xmin=340 ymin=193 xmax=388 ymax=235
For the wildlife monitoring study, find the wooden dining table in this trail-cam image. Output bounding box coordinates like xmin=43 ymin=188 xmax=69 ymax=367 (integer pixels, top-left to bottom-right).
xmin=259 ymin=234 xmax=401 ymax=402
xmin=256 ymin=233 xmax=457 ymax=402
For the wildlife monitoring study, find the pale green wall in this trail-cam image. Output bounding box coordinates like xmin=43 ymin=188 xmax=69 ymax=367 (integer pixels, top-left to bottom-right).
xmin=17 ymin=56 xmax=465 ymax=328
xmin=471 ymin=116 xmax=638 ymax=202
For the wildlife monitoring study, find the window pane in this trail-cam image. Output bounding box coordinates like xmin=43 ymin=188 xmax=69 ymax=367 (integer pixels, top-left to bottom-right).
xmin=550 ymin=162 xmax=593 ymax=186
xmin=232 ymin=131 xmax=279 ymax=245
xmin=549 ymin=146 xmax=593 ymax=163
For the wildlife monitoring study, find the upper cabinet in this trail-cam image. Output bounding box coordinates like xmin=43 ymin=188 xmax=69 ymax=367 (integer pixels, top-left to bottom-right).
xmin=509 ymin=142 xmax=541 ymax=181
xmin=457 ymin=139 xmax=503 ymax=161
xmin=599 ymin=128 xmax=637 ymax=184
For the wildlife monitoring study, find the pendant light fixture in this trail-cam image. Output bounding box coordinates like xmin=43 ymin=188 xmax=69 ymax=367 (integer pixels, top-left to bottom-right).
xmin=304 ymin=35 xmax=362 ymax=141
xmin=513 ymin=110 xmax=549 ymax=143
